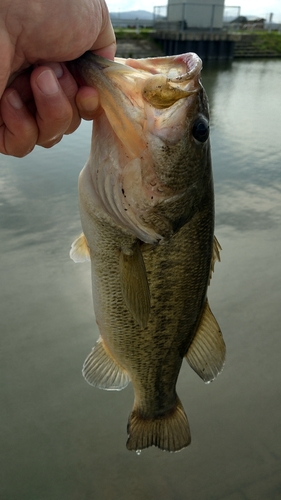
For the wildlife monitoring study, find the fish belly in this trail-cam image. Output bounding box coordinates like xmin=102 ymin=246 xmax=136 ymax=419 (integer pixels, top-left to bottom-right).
xmin=78 ymin=163 xmax=215 ymax=452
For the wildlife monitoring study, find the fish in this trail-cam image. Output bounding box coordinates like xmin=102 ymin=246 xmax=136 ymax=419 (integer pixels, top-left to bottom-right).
xmin=68 ymin=52 xmax=225 ymax=452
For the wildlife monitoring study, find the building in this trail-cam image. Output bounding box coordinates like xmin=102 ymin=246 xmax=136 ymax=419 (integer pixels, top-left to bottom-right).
xmin=167 ymin=0 xmax=225 ymax=30
xmin=230 ymin=16 xmax=266 ymax=29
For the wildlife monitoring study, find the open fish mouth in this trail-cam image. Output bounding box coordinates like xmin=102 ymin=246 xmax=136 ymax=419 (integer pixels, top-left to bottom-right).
xmin=68 ymin=52 xmax=203 ymax=156
xmin=69 ymin=52 xmax=202 ymax=107
xmin=122 ymin=53 xmax=203 ymax=109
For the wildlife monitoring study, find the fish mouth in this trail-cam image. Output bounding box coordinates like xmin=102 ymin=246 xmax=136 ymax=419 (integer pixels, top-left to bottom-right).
xmin=69 ymin=52 xmax=202 ymax=108
xmin=68 ymin=52 xmax=202 ymax=158
xmin=125 ymin=53 xmax=202 ymax=109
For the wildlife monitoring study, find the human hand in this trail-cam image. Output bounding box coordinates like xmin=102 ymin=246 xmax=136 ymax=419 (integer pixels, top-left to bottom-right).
xmin=0 ymin=0 xmax=116 ymax=157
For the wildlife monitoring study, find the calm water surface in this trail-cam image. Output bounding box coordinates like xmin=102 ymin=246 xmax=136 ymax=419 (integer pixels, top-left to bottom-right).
xmin=0 ymin=59 xmax=280 ymax=499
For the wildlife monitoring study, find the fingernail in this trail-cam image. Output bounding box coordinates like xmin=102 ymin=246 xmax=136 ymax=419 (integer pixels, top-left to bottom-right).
xmin=7 ymin=90 xmax=23 ymax=110
xmin=36 ymin=69 xmax=59 ymax=95
xmin=46 ymin=62 xmax=63 ymax=79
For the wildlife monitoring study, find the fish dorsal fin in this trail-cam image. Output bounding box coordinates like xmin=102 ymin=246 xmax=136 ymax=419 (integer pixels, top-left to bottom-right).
xmin=82 ymin=337 xmax=130 ymax=390
xmin=70 ymin=233 xmax=90 ymax=263
xmin=119 ymin=241 xmax=150 ymax=328
xmin=185 ymin=299 xmax=226 ymax=383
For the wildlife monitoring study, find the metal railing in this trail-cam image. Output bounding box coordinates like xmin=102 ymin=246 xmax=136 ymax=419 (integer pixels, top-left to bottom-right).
xmin=153 ymin=3 xmax=241 ymax=31
xmin=154 ymin=3 xmax=224 ymax=31
xmin=110 ymin=17 xmax=154 ymax=29
xmin=109 ymin=5 xmax=281 ymax=33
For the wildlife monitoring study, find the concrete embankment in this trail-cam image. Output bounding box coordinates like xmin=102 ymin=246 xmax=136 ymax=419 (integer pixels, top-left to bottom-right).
xmin=233 ymin=33 xmax=281 ymax=58
xmin=115 ymin=31 xmax=281 ymax=60
xmin=115 ymin=35 xmax=164 ymax=58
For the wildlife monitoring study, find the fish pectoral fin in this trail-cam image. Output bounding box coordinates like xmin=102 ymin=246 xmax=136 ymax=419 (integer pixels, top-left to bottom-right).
xmin=185 ymin=299 xmax=226 ymax=383
xmin=70 ymin=233 xmax=90 ymax=263
xmin=82 ymin=337 xmax=130 ymax=391
xmin=119 ymin=241 xmax=150 ymax=328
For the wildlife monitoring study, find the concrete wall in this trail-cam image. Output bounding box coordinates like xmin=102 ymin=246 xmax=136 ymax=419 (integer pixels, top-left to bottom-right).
xmin=167 ymin=1 xmax=225 ymax=29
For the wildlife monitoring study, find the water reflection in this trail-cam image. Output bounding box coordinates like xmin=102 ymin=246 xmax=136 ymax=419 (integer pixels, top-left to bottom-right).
xmin=0 ymin=60 xmax=281 ymax=499
xmin=202 ymin=59 xmax=281 ymax=233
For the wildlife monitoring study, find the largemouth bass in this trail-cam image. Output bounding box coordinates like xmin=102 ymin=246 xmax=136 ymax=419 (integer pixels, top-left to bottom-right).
xmin=69 ymin=52 xmax=225 ymax=452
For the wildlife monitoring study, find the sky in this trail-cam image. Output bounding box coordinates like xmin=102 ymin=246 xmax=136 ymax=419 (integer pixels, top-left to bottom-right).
xmin=106 ymin=0 xmax=281 ymax=22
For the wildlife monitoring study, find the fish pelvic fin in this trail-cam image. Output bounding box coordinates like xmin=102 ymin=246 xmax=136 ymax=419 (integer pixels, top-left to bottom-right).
xmin=119 ymin=241 xmax=150 ymax=328
xmin=185 ymin=299 xmax=226 ymax=383
xmin=126 ymin=397 xmax=191 ymax=452
xmin=70 ymin=233 xmax=90 ymax=263
xmin=82 ymin=337 xmax=130 ymax=391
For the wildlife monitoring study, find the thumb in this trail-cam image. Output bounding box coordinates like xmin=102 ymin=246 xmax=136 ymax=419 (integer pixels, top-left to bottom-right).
xmin=92 ymin=41 xmax=116 ymax=61
xmin=88 ymin=3 xmax=116 ymax=61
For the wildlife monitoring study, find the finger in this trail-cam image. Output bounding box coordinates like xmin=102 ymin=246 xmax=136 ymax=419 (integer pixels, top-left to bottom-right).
xmin=93 ymin=41 xmax=117 ymax=61
xmin=75 ymin=86 xmax=101 ymax=121
xmin=74 ymin=32 xmax=117 ymax=122
xmin=30 ymin=64 xmax=74 ymax=147
xmin=88 ymin=3 xmax=116 ymax=61
xmin=46 ymin=63 xmax=81 ymax=135
xmin=6 ymin=69 xmax=35 ymax=116
xmin=0 ymin=89 xmax=38 ymax=157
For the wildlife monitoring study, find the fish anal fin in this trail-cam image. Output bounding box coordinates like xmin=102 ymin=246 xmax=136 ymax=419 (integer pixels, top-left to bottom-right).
xmin=82 ymin=337 xmax=130 ymax=391
xmin=70 ymin=233 xmax=90 ymax=263
xmin=120 ymin=241 xmax=150 ymax=328
xmin=185 ymin=299 xmax=226 ymax=383
xmin=126 ymin=397 xmax=191 ymax=452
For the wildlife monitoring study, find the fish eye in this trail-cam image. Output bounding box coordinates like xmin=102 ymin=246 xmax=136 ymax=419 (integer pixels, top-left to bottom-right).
xmin=192 ymin=117 xmax=209 ymax=143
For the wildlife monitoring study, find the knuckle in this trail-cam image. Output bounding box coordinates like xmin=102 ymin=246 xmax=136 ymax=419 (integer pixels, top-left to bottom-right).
xmin=38 ymin=135 xmax=63 ymax=149
xmin=0 ymin=128 xmax=37 ymax=157
xmin=36 ymin=116 xmax=71 ymax=146
xmin=14 ymin=146 xmax=35 ymax=158
xmin=2 ymin=142 xmax=35 ymax=158
xmin=64 ymin=115 xmax=81 ymax=135
xmin=37 ymin=108 xmax=73 ymax=142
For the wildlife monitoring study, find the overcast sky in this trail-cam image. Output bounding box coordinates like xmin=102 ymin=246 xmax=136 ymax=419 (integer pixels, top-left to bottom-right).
xmin=107 ymin=0 xmax=281 ymax=22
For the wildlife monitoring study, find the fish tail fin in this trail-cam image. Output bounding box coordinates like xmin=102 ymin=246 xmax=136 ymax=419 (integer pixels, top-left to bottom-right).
xmin=126 ymin=397 xmax=191 ymax=452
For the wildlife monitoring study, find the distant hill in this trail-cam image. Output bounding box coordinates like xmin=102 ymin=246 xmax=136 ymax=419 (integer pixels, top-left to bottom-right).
xmin=110 ymin=10 xmax=154 ymax=20
xmin=223 ymin=16 xmax=236 ymax=23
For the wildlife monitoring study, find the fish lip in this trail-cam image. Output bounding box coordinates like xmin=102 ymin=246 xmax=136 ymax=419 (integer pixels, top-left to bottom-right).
xmin=67 ymin=58 xmax=85 ymax=86
xmin=68 ymin=52 xmax=203 ymax=113
xmin=66 ymin=53 xmax=109 ymax=86
xmin=173 ymin=53 xmax=202 ymax=81
xmin=124 ymin=52 xmax=202 ymax=85
xmin=68 ymin=51 xmax=202 ymax=88
xmin=67 ymin=52 xmax=139 ymax=88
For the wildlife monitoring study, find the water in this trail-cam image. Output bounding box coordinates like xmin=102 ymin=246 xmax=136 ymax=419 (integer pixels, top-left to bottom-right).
xmin=0 ymin=59 xmax=280 ymax=499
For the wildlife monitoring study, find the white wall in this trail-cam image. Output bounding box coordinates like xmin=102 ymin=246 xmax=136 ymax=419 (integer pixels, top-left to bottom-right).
xmin=167 ymin=0 xmax=225 ymax=29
